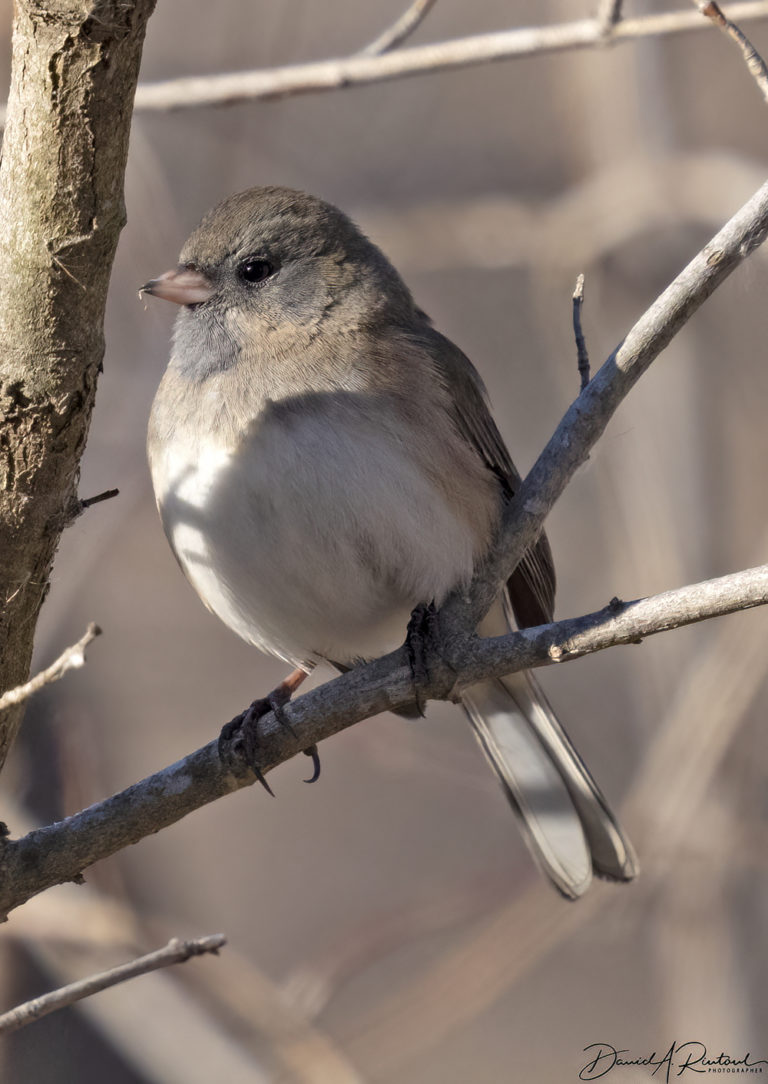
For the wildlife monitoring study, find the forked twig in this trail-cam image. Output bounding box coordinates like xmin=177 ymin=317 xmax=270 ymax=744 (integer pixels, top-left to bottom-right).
xmin=0 ymin=624 xmax=101 ymax=712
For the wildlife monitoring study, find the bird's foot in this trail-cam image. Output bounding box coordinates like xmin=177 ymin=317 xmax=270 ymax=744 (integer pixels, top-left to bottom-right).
xmin=219 ymin=668 xmax=320 ymax=791
xmin=405 ymin=601 xmax=438 ymax=717
xmin=219 ymin=692 xmax=282 ymax=795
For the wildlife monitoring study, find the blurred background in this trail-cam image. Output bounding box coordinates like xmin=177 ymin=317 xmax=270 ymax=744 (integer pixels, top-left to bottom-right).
xmin=2 ymin=1 xmax=768 ymax=1080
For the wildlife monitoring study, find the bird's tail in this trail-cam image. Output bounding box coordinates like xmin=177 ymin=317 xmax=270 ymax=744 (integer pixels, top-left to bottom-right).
xmin=461 ymin=655 xmax=637 ymax=899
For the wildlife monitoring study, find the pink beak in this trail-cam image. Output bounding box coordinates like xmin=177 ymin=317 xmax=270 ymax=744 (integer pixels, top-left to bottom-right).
xmin=140 ymin=267 xmax=214 ymax=306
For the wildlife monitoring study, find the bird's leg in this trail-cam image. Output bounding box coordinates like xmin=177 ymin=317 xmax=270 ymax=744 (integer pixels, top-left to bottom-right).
xmin=405 ymin=601 xmax=438 ymax=717
xmin=219 ymin=666 xmax=316 ymax=792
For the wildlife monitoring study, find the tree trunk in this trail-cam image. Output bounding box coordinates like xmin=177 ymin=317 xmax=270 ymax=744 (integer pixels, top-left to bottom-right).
xmin=0 ymin=0 xmax=156 ymax=771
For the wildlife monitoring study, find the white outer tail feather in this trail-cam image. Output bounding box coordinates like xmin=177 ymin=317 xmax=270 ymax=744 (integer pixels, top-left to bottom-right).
xmin=461 ymin=600 xmax=638 ymax=899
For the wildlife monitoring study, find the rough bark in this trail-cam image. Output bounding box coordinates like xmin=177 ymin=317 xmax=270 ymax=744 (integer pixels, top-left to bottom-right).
xmin=0 ymin=0 xmax=156 ymax=770
xmin=0 ymin=561 xmax=766 ymax=918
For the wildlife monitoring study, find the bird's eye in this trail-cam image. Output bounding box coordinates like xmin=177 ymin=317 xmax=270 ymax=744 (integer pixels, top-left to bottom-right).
xmin=239 ymin=258 xmax=274 ymax=284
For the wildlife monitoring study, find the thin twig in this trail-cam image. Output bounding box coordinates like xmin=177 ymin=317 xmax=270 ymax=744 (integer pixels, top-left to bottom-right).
xmin=4 ymin=3 xmax=758 ymax=121
xmin=597 ymin=0 xmax=625 ymax=35
xmin=0 ymin=935 xmax=226 ymax=1035
xmin=572 ymin=273 xmax=590 ymax=390
xmin=360 ymin=0 xmax=438 ymax=56
xmin=0 ymin=624 xmax=101 ymax=712
xmin=79 ymin=488 xmax=120 ymax=511
xmin=699 ymin=0 xmax=768 ymax=104
xmin=1 ymin=562 xmax=767 ymax=920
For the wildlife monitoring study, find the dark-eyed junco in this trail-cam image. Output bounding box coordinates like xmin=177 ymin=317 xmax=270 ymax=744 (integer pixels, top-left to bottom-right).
xmin=142 ymin=186 xmax=637 ymax=898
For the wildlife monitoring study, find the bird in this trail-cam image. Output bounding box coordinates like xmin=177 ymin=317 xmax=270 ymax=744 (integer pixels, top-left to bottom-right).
xmin=142 ymin=185 xmax=637 ymax=899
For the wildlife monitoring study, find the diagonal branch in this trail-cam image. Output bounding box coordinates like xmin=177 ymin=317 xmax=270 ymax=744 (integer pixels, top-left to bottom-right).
xmin=360 ymin=0 xmax=439 ymax=57
xmin=440 ymin=176 xmax=768 ymax=638
xmin=0 ymin=562 xmax=766 ymax=921
xmin=0 ymin=935 xmax=226 ymax=1035
xmin=698 ymin=0 xmax=768 ymax=103
xmin=0 ymin=624 xmax=101 ymax=712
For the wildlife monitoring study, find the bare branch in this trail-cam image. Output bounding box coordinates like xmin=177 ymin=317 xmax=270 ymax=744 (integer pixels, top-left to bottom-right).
xmin=10 ymin=3 xmax=758 ymax=120
xmin=360 ymin=0 xmax=438 ymax=57
xmin=596 ymin=0 xmax=625 ymax=35
xmin=0 ymin=624 xmax=101 ymax=712
xmin=572 ymin=274 xmax=590 ymax=390
xmin=0 ymin=935 xmax=226 ymax=1035
xmin=0 ymin=562 xmax=766 ymax=920
xmin=443 ymin=175 xmax=768 ymax=633
xmin=699 ymin=0 xmax=768 ymax=104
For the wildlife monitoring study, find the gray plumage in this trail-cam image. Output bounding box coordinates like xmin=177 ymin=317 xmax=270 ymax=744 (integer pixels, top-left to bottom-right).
xmin=145 ymin=186 xmax=637 ymax=898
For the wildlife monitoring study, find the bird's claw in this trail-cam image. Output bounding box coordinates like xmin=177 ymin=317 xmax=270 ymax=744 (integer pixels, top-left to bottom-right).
xmin=405 ymin=601 xmax=438 ymax=716
xmin=218 ymin=693 xmax=287 ymax=795
xmin=219 ymin=680 xmax=317 ymax=792
xmin=303 ymin=744 xmax=321 ymax=784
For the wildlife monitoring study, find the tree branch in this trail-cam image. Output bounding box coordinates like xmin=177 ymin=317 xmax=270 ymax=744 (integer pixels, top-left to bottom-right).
xmin=5 ymin=2 xmax=757 ymax=119
xmin=440 ymin=175 xmax=768 ymax=638
xmin=0 ymin=624 xmax=100 ymax=712
xmin=360 ymin=0 xmax=438 ymax=57
xmin=0 ymin=935 xmax=226 ymax=1036
xmin=0 ymin=562 xmax=766 ymax=921
xmin=699 ymin=0 xmax=768 ymax=103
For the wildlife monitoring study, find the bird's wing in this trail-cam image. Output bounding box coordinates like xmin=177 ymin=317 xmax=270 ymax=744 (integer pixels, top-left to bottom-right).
xmin=425 ymin=328 xmax=556 ymax=626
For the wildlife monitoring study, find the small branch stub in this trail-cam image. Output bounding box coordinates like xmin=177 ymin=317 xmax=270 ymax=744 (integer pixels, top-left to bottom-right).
xmin=79 ymin=488 xmax=120 ymax=512
xmin=572 ymin=273 xmax=591 ymax=390
xmin=66 ymin=487 xmax=120 ymax=526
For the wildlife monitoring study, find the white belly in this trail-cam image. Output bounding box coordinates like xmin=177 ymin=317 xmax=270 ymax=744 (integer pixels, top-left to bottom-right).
xmin=150 ymin=401 xmax=484 ymax=667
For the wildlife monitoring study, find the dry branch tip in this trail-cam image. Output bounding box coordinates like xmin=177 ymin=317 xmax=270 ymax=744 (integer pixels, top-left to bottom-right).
xmin=572 ymin=273 xmax=591 ymax=390
xmin=0 ymin=623 xmax=102 ymax=713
